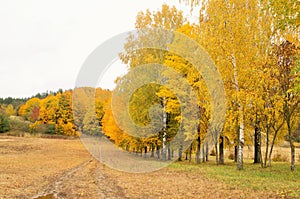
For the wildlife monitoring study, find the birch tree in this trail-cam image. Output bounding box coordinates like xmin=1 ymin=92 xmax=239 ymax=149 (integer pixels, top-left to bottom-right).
xmin=190 ymin=0 xmax=266 ymax=170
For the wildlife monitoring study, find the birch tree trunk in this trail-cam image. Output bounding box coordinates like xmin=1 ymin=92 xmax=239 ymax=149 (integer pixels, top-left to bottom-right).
xmin=264 ymin=130 xmax=269 ymax=168
xmin=232 ymin=54 xmax=244 ymax=170
xmin=215 ymin=142 xmax=219 ymax=165
xmin=150 ymin=144 xmax=154 ymax=158
xmin=205 ymin=142 xmax=209 ymax=162
xmin=254 ymin=125 xmax=261 ymax=164
xmin=196 ymin=129 xmax=201 ymax=164
xmin=156 ymin=145 xmax=160 ymax=160
xmin=167 ymin=143 xmax=171 ymax=160
xmin=162 ymin=97 xmax=167 ymax=161
xmin=268 ymin=127 xmax=282 ymax=167
xmin=178 ymin=144 xmax=183 ymax=161
xmin=202 ymin=144 xmax=205 ymax=162
xmin=189 ymin=145 xmax=192 ymax=163
xmin=144 ymin=146 xmax=147 ymax=158
xmin=237 ymin=116 xmax=244 ymax=170
xmin=287 ymin=122 xmax=296 ymax=171
xmin=219 ymin=135 xmax=224 ymax=164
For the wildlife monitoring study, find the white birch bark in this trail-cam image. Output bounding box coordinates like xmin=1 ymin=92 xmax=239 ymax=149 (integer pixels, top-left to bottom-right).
xmin=232 ymin=54 xmax=244 ymax=170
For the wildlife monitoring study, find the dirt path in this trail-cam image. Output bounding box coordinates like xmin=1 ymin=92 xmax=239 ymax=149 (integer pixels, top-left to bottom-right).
xmin=0 ymin=136 xmax=278 ymax=199
xmin=32 ymin=158 xmax=95 ymax=198
xmin=32 ymin=158 xmax=124 ymax=199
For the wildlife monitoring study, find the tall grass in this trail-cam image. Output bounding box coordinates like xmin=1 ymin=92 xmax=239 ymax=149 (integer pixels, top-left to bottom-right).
xmin=170 ymin=158 xmax=300 ymax=197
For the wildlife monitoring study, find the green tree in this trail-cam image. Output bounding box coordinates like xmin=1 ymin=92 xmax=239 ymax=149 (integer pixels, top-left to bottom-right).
xmin=0 ymin=113 xmax=10 ymax=133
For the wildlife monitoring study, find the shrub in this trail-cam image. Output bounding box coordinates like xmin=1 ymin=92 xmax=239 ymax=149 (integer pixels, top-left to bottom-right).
xmin=44 ymin=124 xmax=55 ymax=134
xmin=0 ymin=114 xmax=10 ymax=133
xmin=210 ymin=149 xmax=216 ymax=156
xmin=272 ymin=154 xmax=289 ymax=162
xmin=9 ymin=117 xmax=30 ymax=132
xmin=29 ymin=122 xmax=56 ymax=135
xmin=228 ymin=153 xmax=235 ymax=160
xmin=30 ymin=123 xmax=48 ymax=134
xmin=6 ymin=131 xmax=26 ymax=137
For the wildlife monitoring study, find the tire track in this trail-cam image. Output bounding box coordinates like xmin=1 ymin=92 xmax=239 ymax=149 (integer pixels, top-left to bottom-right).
xmin=32 ymin=157 xmax=95 ymax=199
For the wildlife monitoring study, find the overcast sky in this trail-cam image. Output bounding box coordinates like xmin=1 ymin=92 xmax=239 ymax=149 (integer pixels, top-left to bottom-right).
xmin=0 ymin=0 xmax=196 ymax=98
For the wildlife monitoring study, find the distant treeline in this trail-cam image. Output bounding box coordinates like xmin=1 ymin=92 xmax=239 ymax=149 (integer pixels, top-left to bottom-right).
xmin=0 ymin=89 xmax=68 ymax=111
xmin=0 ymin=87 xmax=111 ymax=137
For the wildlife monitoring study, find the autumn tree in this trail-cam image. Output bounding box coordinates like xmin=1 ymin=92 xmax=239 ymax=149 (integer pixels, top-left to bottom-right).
xmin=102 ymin=96 xmax=125 ymax=146
xmin=18 ymin=98 xmax=40 ymax=122
xmin=5 ymin=104 xmax=16 ymax=116
xmin=55 ymin=91 xmax=77 ymax=136
xmin=119 ymin=4 xmax=186 ymax=160
xmin=190 ymin=0 xmax=269 ymax=169
xmin=73 ymin=87 xmax=109 ymax=135
xmin=39 ymin=95 xmax=59 ymax=125
xmin=158 ymin=23 xmax=211 ymax=164
xmin=269 ymin=41 xmax=300 ymax=171
xmin=267 ymin=0 xmax=300 ymax=171
xmin=72 ymin=87 xmax=92 ymax=132
xmin=83 ymin=107 xmax=102 ymax=136
xmin=22 ymin=90 xmax=78 ymax=136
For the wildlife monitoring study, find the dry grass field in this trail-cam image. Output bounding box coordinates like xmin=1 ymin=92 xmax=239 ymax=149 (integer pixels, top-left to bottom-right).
xmin=0 ymin=134 xmax=299 ymax=199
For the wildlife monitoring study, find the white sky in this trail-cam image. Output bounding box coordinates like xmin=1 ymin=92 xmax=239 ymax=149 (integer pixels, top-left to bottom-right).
xmin=0 ymin=0 xmax=196 ymax=98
